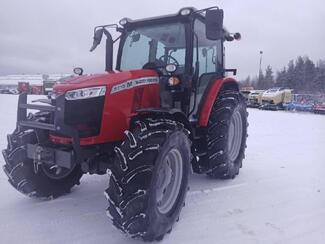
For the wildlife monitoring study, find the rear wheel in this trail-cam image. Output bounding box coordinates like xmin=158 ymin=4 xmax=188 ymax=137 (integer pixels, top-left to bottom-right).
xmin=2 ymin=129 xmax=83 ymax=199
xmin=105 ymin=118 xmax=191 ymax=241
xmin=202 ymin=89 xmax=248 ymax=179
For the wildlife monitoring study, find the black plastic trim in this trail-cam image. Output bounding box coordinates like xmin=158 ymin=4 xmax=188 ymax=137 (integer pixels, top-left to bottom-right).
xmin=17 ymin=93 xmax=82 ymax=163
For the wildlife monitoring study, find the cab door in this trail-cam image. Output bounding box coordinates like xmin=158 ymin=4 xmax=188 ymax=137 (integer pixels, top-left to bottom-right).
xmin=189 ymin=19 xmax=223 ymax=121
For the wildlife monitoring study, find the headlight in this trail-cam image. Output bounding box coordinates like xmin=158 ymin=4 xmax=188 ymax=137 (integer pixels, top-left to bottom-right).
xmin=65 ymin=86 xmax=106 ymax=100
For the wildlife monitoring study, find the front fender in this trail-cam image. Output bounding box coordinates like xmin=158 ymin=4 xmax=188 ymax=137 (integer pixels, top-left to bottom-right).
xmin=135 ymin=108 xmax=192 ymax=134
xmin=198 ymin=77 xmax=239 ymax=127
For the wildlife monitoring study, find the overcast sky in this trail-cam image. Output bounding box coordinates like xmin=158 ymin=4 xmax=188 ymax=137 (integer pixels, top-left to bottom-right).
xmin=0 ymin=0 xmax=324 ymax=79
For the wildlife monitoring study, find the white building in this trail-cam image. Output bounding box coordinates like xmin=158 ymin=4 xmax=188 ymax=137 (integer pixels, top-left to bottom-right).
xmin=0 ymin=74 xmax=71 ymax=90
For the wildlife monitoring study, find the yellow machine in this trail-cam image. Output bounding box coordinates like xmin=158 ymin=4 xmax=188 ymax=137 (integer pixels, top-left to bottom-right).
xmin=260 ymin=88 xmax=292 ymax=110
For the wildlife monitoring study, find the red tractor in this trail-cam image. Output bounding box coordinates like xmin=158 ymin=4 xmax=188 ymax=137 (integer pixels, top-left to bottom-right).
xmin=2 ymin=7 xmax=247 ymax=241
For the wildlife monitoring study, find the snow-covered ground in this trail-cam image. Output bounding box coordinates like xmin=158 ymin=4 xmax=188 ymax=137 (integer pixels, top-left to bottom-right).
xmin=0 ymin=94 xmax=324 ymax=244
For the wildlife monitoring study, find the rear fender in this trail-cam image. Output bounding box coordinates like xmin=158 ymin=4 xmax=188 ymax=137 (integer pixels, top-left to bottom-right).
xmin=198 ymin=77 xmax=239 ymax=127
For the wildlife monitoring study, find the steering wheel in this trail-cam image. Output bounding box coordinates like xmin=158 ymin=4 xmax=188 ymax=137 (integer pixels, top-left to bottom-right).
xmin=158 ymin=55 xmax=179 ymax=66
xmin=142 ymin=59 xmax=165 ymax=70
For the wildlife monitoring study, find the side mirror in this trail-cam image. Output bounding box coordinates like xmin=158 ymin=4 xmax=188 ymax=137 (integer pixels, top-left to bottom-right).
xmin=234 ymin=32 xmax=241 ymax=40
xmin=90 ymin=28 xmax=104 ymax=52
xmin=205 ymin=9 xmax=224 ymax=40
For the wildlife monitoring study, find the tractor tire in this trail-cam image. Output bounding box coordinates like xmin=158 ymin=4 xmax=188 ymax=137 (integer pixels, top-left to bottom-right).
xmin=105 ymin=118 xmax=191 ymax=241
xmin=2 ymin=129 xmax=83 ymax=199
xmin=203 ymin=89 xmax=248 ymax=179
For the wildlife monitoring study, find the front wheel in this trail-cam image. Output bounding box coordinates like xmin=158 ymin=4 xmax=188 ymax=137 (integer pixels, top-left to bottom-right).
xmin=2 ymin=129 xmax=83 ymax=199
xmin=105 ymin=118 xmax=191 ymax=241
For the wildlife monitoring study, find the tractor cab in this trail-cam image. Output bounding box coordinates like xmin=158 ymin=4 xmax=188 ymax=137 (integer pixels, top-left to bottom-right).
xmin=90 ymin=7 xmax=240 ymax=121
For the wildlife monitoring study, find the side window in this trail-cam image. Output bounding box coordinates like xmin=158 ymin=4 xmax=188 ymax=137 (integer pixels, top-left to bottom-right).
xmin=190 ymin=19 xmax=222 ymax=120
xmin=193 ymin=20 xmax=221 ymax=77
xmin=197 ymin=46 xmax=217 ymax=75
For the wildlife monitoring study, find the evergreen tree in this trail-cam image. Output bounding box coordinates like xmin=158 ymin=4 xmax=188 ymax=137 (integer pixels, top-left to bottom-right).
xmin=240 ymin=76 xmax=251 ymax=88
xmin=286 ymin=60 xmax=296 ymax=91
xmin=294 ymin=56 xmax=305 ymax=92
xmin=303 ymin=57 xmax=316 ymax=92
xmin=264 ymin=65 xmax=274 ymax=88
xmin=251 ymin=56 xmax=325 ymax=94
xmin=275 ymin=67 xmax=287 ymax=87
xmin=313 ymin=62 xmax=325 ymax=93
xmin=318 ymin=59 xmax=325 ymax=69
xmin=255 ymin=70 xmax=265 ymax=89
xmin=255 ymin=66 xmax=274 ymax=89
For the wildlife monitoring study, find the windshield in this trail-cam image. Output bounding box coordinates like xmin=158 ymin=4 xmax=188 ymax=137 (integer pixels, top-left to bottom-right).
xmin=120 ymin=22 xmax=186 ymax=71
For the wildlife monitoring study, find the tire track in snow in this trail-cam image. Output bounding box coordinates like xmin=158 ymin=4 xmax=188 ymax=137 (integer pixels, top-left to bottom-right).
xmin=188 ymin=183 xmax=248 ymax=197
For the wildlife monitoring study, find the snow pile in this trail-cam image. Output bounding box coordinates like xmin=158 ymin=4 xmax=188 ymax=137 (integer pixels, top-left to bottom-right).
xmin=0 ymin=94 xmax=324 ymax=244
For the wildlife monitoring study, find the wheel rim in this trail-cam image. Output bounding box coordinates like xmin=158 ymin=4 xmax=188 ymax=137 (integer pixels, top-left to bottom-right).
xmin=156 ymin=148 xmax=183 ymax=214
xmin=41 ymin=164 xmax=75 ymax=180
xmin=227 ymin=109 xmax=243 ymax=162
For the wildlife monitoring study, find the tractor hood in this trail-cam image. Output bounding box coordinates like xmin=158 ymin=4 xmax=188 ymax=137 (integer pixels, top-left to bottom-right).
xmin=53 ymin=69 xmax=158 ymax=94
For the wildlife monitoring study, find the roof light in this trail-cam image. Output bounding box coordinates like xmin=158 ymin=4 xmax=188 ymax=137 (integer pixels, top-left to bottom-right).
xmin=179 ymin=8 xmax=192 ymax=16
xmin=119 ymin=18 xmax=129 ymax=26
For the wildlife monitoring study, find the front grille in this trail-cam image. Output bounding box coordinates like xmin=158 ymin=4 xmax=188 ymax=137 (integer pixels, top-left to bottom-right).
xmin=64 ymin=96 xmax=105 ymax=138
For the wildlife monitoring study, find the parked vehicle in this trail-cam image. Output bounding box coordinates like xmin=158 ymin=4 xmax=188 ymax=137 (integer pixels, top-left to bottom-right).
xmin=2 ymin=7 xmax=247 ymax=242
xmin=0 ymin=88 xmax=11 ymax=94
xmin=43 ymin=75 xmax=57 ymax=95
xmin=31 ymin=85 xmax=43 ymax=95
xmin=9 ymin=89 xmax=19 ymax=94
xmin=241 ymin=90 xmax=251 ymax=102
xmin=0 ymin=88 xmax=19 ymax=94
xmin=314 ymin=103 xmax=325 ymax=114
xmin=283 ymin=102 xmax=314 ymax=112
xmin=247 ymin=90 xmax=264 ymax=108
xmin=260 ymin=88 xmax=292 ymax=110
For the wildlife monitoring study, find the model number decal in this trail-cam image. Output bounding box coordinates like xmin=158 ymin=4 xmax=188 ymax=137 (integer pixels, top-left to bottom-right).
xmin=110 ymin=76 xmax=159 ymax=94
